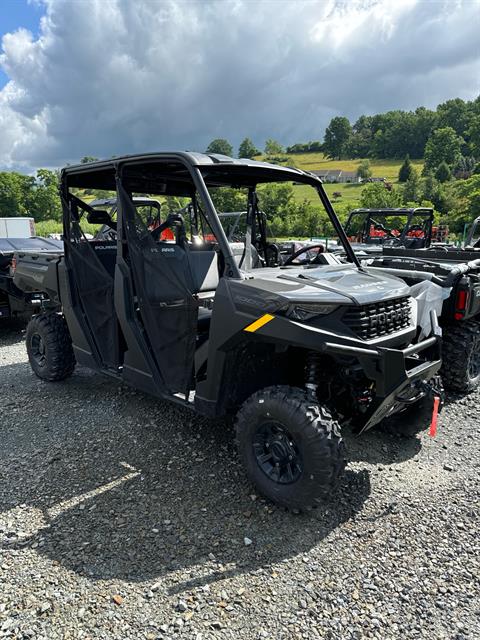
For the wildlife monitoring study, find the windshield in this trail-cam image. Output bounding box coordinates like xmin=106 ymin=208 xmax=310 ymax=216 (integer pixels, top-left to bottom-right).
xmin=200 ymin=177 xmax=356 ymax=270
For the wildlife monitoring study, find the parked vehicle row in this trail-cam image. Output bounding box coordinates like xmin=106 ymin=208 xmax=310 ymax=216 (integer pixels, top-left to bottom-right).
xmin=339 ymin=208 xmax=480 ymax=393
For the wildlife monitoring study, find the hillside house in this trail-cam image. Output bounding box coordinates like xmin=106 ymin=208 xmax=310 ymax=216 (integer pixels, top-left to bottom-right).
xmin=309 ymin=169 xmax=361 ymax=183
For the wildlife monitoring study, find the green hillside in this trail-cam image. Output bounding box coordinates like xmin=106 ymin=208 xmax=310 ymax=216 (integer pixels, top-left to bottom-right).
xmin=257 ymin=152 xmax=424 ymax=211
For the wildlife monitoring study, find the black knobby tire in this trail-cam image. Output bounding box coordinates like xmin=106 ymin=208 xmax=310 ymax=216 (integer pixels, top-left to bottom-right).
xmin=26 ymin=313 xmax=76 ymax=381
xmin=441 ymin=321 xmax=480 ymax=393
xmin=235 ymin=386 xmax=346 ymax=510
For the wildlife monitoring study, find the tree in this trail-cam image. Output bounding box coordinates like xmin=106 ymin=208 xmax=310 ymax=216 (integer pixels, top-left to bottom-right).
xmin=264 ymin=139 xmax=284 ymax=155
xmin=453 ymin=155 xmax=476 ymax=177
xmin=286 ymin=141 xmax=322 ymax=154
xmin=0 ymin=172 xmax=35 ymax=217
xmin=323 ymin=116 xmax=352 ymax=159
xmin=27 ymin=170 xmax=62 ymax=221
xmin=422 ymin=173 xmax=439 ymax=202
xmin=398 ymin=155 xmax=413 ymax=182
xmin=205 ymin=138 xmax=233 ymax=156
xmin=80 ymin=156 xmax=98 ymax=164
xmin=360 ymin=183 xmax=402 ymax=209
xmin=424 ymin=127 xmax=463 ymax=171
xmin=444 ymin=174 xmax=480 ymax=231
xmin=437 ymin=98 xmax=471 ymax=137
xmin=209 ymin=187 xmax=247 ymax=213
xmin=467 ymin=115 xmax=480 ymax=157
xmin=412 ymin=107 xmax=438 ymax=158
xmin=238 ymin=138 xmax=259 ymax=159
xmin=257 ymin=183 xmax=295 ymax=219
xmin=347 ymin=115 xmax=374 ymax=158
xmin=435 ymin=161 xmax=452 ymax=183
xmin=356 ymin=160 xmax=372 ymax=181
xmin=402 ymin=169 xmax=421 ymax=203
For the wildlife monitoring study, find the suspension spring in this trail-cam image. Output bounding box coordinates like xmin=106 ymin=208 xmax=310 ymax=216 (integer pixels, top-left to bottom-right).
xmin=305 ymin=352 xmax=322 ymax=396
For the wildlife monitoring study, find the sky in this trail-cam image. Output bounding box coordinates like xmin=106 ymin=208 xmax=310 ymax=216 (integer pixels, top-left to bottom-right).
xmin=0 ymin=0 xmax=479 ymax=173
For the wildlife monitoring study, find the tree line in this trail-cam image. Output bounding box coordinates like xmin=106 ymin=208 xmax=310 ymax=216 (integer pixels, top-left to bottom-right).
xmin=0 ymin=169 xmax=61 ymax=222
xmin=208 ymin=96 xmax=480 ymax=165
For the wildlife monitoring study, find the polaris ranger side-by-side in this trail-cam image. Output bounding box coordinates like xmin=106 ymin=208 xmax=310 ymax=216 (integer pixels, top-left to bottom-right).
xmin=343 ymin=209 xmax=480 ymax=393
xmin=14 ymin=153 xmax=443 ymax=509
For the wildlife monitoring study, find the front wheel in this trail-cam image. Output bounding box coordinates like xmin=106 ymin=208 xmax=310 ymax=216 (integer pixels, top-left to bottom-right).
xmin=441 ymin=321 xmax=480 ymax=393
xmin=235 ymin=386 xmax=346 ymax=510
xmin=26 ymin=313 xmax=76 ymax=381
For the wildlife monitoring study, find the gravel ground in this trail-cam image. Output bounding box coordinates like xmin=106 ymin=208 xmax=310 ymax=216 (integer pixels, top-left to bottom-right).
xmin=0 ymin=321 xmax=479 ymax=640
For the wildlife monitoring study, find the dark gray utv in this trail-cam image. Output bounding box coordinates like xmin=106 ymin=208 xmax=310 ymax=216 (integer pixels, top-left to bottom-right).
xmin=13 ymin=153 xmax=443 ymax=510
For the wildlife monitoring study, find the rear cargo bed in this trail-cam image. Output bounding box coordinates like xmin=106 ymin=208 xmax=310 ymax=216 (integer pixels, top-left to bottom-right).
xmin=0 ymin=237 xmax=63 ymax=270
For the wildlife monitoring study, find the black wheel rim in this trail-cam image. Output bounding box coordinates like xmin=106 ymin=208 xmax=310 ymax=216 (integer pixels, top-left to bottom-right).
xmin=468 ymin=343 xmax=480 ymax=380
xmin=253 ymin=421 xmax=303 ymax=484
xmin=31 ymin=333 xmax=46 ymax=367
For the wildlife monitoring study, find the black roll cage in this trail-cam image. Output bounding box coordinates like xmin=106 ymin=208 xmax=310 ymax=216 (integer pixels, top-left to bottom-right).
xmin=465 ymin=215 xmax=480 ymax=248
xmin=60 ymin=152 xmax=361 ymax=273
xmin=345 ymin=207 xmax=434 ymax=247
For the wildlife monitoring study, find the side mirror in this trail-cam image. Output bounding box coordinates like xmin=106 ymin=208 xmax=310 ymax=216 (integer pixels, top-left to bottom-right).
xmin=87 ymin=209 xmax=116 ymax=230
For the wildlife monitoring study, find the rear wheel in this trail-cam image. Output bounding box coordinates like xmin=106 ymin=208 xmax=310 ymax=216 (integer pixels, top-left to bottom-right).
xmin=441 ymin=321 xmax=480 ymax=393
xmin=235 ymin=386 xmax=346 ymax=510
xmin=26 ymin=313 xmax=75 ymax=381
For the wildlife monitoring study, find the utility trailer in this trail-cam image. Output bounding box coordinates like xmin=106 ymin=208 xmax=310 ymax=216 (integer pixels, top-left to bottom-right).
xmin=14 ymin=153 xmax=443 ymax=510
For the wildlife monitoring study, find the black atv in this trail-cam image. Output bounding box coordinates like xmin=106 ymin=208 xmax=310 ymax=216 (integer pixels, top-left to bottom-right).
xmin=13 ymin=153 xmax=443 ymax=510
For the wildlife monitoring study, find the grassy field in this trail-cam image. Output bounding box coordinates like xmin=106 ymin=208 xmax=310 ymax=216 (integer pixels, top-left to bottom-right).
xmin=257 ymin=152 xmax=424 ymax=211
xmin=286 ymin=152 xmax=424 ymax=180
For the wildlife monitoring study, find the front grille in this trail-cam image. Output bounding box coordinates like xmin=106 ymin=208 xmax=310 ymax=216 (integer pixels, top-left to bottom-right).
xmin=343 ymin=296 xmax=411 ymax=340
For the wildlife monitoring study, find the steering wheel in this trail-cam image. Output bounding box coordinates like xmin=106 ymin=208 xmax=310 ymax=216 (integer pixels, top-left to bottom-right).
xmin=283 ymin=244 xmax=325 ymax=266
xmin=371 ymin=219 xmax=397 ymax=238
xmin=383 ymin=237 xmax=403 ymax=247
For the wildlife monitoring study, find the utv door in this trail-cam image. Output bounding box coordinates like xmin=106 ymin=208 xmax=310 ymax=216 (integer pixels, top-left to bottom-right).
xmin=115 ymin=181 xmax=198 ymax=396
xmin=62 ymin=194 xmax=120 ymax=371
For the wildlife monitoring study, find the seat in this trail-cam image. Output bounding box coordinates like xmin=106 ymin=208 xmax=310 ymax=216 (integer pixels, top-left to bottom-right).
xmin=187 ymin=250 xmax=219 ymax=293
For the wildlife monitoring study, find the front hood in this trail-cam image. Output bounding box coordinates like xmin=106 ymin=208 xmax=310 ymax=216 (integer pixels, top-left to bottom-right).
xmin=242 ymin=263 xmax=410 ymax=306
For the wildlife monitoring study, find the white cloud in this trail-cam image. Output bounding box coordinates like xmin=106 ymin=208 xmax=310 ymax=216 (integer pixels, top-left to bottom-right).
xmin=0 ymin=0 xmax=479 ymax=171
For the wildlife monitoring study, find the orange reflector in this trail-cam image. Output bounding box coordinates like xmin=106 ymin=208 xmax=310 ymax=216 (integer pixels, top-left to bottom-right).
xmin=244 ymin=313 xmax=275 ymax=333
xmin=429 ymin=396 xmax=440 ymax=437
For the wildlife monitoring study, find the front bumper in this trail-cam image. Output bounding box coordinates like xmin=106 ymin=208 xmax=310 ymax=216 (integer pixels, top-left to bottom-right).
xmin=322 ymin=322 xmax=442 ymax=432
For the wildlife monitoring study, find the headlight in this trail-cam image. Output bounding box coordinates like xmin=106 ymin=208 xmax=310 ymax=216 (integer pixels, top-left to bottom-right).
xmin=287 ymin=303 xmax=338 ymax=321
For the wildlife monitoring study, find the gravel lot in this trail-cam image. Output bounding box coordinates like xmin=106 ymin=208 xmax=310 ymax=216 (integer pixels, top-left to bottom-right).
xmin=1 ymin=321 xmax=479 ymax=640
